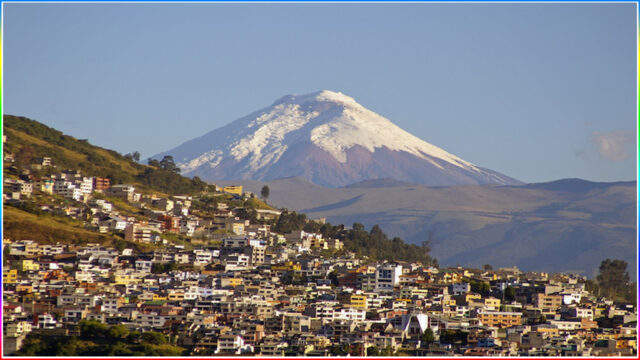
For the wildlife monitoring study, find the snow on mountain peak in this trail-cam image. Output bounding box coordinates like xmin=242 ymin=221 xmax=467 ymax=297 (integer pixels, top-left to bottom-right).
xmin=273 ymin=90 xmax=361 ymax=109
xmin=156 ymin=90 xmax=520 ymax=187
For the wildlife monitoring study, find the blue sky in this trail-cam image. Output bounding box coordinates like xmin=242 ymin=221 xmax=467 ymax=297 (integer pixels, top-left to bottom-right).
xmin=3 ymin=3 xmax=637 ymax=183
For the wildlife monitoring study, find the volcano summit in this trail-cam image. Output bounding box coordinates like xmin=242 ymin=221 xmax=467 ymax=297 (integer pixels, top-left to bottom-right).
xmin=154 ymin=90 xmax=521 ymax=187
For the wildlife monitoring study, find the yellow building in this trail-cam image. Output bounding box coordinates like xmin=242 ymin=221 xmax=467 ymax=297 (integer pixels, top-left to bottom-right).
xmin=350 ymin=294 xmax=368 ymax=309
xmin=442 ymin=272 xmax=462 ymax=284
xmin=465 ymin=293 xmax=482 ymax=303
xmin=168 ymin=290 xmax=185 ymax=301
xmin=231 ymin=222 xmax=245 ymax=235
xmin=19 ymin=259 xmax=40 ymax=272
xmin=443 ymin=298 xmax=457 ymax=306
xmin=272 ymin=261 xmax=302 ymax=271
xmin=3 ymin=269 xmax=18 ymax=284
xmin=223 ymin=185 xmax=243 ymax=196
xmin=484 ymin=297 xmax=501 ymax=309
xmin=617 ymin=338 xmax=637 ymax=350
xmin=221 ymin=277 xmax=243 ymax=287
xmin=114 ymin=273 xmax=137 ymax=285
xmin=16 ymin=284 xmax=33 ymax=293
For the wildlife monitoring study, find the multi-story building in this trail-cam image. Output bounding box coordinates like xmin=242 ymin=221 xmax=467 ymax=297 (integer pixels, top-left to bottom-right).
xmin=125 ymin=223 xmax=153 ymax=243
xmin=4 ymin=179 xmax=33 ymax=197
xmin=375 ymin=263 xmax=403 ymax=292
xmin=54 ymin=180 xmax=83 ymax=201
xmin=477 ymin=310 xmax=522 ymax=328
xmin=93 ymin=177 xmax=110 ymax=192
xmin=534 ymin=293 xmax=563 ymax=310
xmin=77 ymin=177 xmax=94 ymax=195
xmin=106 ymin=184 xmax=135 ymax=201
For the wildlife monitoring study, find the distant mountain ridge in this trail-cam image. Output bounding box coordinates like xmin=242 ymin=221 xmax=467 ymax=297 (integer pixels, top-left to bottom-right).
xmin=217 ymin=177 xmax=637 ymax=278
xmin=153 ymin=90 xmax=521 ymax=187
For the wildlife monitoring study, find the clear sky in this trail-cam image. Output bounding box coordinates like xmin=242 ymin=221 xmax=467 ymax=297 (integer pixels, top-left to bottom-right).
xmin=3 ymin=3 xmax=637 ymax=183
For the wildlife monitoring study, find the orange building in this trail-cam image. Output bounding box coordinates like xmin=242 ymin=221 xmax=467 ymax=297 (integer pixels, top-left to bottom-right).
xmin=477 ymin=310 xmax=522 ymax=328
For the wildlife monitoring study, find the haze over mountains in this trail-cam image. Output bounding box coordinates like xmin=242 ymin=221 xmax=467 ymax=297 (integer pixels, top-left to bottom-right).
xmin=219 ymin=177 xmax=636 ymax=278
xmin=153 ymin=90 xmax=521 ymax=187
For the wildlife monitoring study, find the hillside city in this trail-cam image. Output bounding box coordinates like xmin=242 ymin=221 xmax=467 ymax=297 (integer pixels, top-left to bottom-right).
xmin=2 ymin=133 xmax=638 ymax=357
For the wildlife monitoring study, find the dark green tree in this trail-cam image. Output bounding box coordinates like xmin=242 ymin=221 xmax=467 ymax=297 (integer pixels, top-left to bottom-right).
xmin=140 ymin=331 xmax=168 ymax=345
xmin=439 ymin=329 xmax=468 ymax=345
xmin=261 ymin=185 xmax=270 ymax=201
xmin=421 ymin=328 xmax=435 ymax=346
xmin=367 ymin=346 xmax=380 ymax=356
xmin=159 ymin=155 xmax=180 ymax=173
xmin=504 ymin=286 xmax=516 ymax=302
xmin=107 ymin=324 xmax=129 ymax=339
xmin=469 ymin=279 xmax=491 ymax=296
xmin=379 ymin=345 xmax=395 ymax=356
xmin=596 ymin=259 xmax=630 ymax=299
xmin=79 ymin=319 xmax=108 ymax=339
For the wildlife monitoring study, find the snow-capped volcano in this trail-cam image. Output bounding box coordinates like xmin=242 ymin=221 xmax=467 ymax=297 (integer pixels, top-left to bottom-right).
xmin=153 ymin=90 xmax=521 ymax=187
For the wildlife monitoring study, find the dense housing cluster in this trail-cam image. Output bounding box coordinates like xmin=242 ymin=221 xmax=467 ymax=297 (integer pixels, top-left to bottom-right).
xmin=2 ymin=138 xmax=637 ymax=357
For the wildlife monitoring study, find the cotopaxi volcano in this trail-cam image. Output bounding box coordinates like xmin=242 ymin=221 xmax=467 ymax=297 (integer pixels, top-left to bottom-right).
xmin=154 ymin=90 xmax=521 ymax=187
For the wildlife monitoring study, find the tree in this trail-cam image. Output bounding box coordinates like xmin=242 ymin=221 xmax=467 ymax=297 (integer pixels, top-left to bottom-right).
xmin=261 ymin=185 xmax=270 ymax=201
xmin=439 ymin=329 xmax=468 ymax=345
xmin=379 ymin=345 xmax=395 ymax=356
xmin=421 ymin=328 xmax=435 ymax=347
xmin=367 ymin=346 xmax=380 ymax=356
xmin=79 ymin=319 xmax=108 ymax=339
xmin=504 ymin=286 xmax=517 ymax=302
xmin=596 ymin=259 xmax=630 ymax=299
xmin=470 ymin=279 xmax=491 ymax=296
xmin=132 ymin=151 xmax=140 ymax=162
xmin=236 ymin=207 xmax=257 ymax=222
xmin=148 ymin=159 xmax=160 ymax=168
xmin=107 ymin=324 xmax=129 ymax=339
xmin=482 ymin=264 xmax=493 ymax=271
xmin=140 ymin=331 xmax=168 ymax=345
xmin=15 ymin=145 xmax=36 ymax=167
xmin=159 ymin=155 xmax=180 ymax=173
xmin=330 ymin=343 xmax=349 ymax=356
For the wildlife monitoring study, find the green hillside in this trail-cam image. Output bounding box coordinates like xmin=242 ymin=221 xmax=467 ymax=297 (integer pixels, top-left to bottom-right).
xmin=3 ymin=115 xmax=208 ymax=195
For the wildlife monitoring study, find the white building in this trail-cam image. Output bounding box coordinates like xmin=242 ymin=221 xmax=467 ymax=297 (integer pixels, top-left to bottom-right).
xmin=562 ymin=293 xmax=582 ymax=305
xmin=375 ymin=263 xmax=403 ymax=292
xmin=452 ymin=283 xmax=471 ymax=295
xmin=334 ymin=307 xmax=366 ymax=321
xmin=215 ymin=334 xmax=253 ymax=355
xmin=37 ymin=314 xmax=58 ymax=329
xmin=54 ymin=180 xmax=83 ymax=201
xmin=78 ymin=177 xmax=94 ymax=195
xmin=225 ymin=254 xmax=250 ymax=271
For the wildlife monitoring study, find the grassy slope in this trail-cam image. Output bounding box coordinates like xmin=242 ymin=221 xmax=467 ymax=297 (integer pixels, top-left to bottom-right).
xmin=3 ymin=115 xmax=209 ymax=195
xmin=3 ymin=206 xmax=118 ymax=245
xmin=4 ymin=206 xmax=162 ymax=252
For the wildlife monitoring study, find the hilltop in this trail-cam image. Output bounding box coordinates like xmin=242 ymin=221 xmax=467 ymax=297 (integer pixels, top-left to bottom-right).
xmin=152 ymin=90 xmax=521 ymax=187
xmin=4 ymin=115 xmax=208 ymax=195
